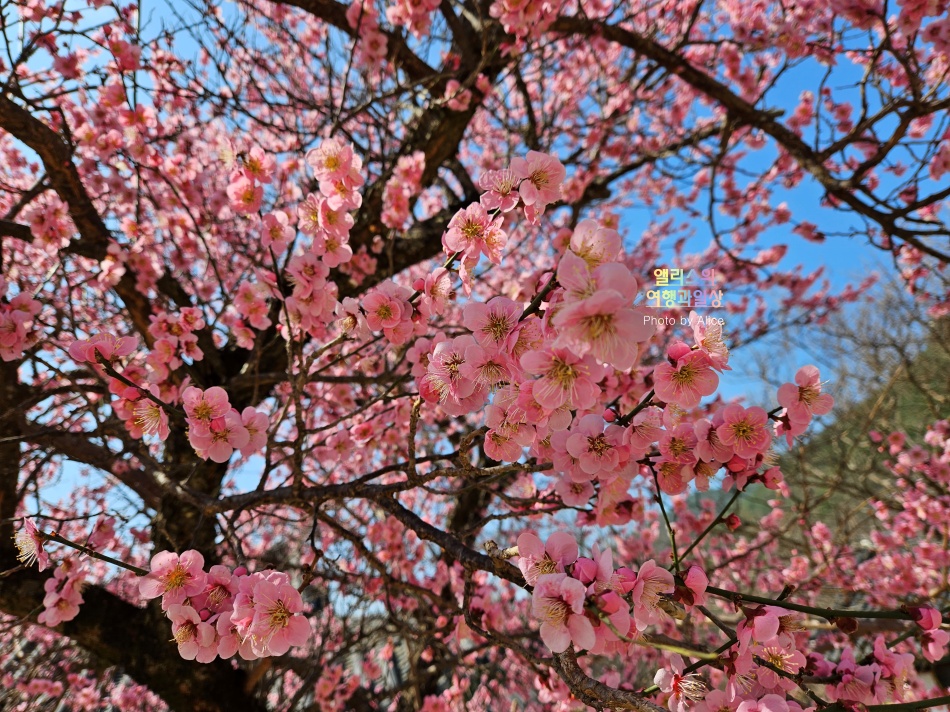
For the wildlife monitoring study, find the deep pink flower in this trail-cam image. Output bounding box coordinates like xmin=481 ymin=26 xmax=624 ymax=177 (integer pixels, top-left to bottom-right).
xmin=717 ymin=404 xmax=771 ymax=458
xmin=167 ymin=604 xmax=218 ymax=663
xmin=520 ymin=348 xmax=604 ymax=411
xmin=531 ymin=573 xmax=595 ymax=653
xmin=653 ymin=348 xmax=719 ymax=409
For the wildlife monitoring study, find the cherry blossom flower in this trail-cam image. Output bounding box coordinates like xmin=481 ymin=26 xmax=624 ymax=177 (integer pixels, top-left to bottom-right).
xmin=517 ymin=531 xmax=578 ymax=586
xmin=631 ymin=559 xmax=674 ymax=630
xmin=133 ymin=392 xmax=170 ymax=441
xmin=510 ymin=150 xmax=565 ymax=208
xmin=777 ymin=365 xmax=834 ymax=423
xmin=14 ymin=518 xmax=49 ymax=571
xmin=531 ymin=573 xmax=595 ymax=653
xmin=552 ymin=291 xmax=653 ymax=371
xmin=654 ymin=654 xmax=707 ymax=712
xmin=462 ymin=297 xmax=521 ymax=351
xmin=69 ymin=333 xmax=138 ymax=364
xmin=248 ymin=579 xmax=311 ymax=656
xmin=653 ymin=344 xmax=719 ymax=409
xmin=182 ymin=386 xmax=231 ymax=436
xmin=568 ymin=219 xmax=621 ymax=268
xmin=479 ymin=169 xmax=520 ymax=212
xmin=717 ymin=404 xmax=772 ymax=458
xmin=521 ymin=348 xmax=605 ymax=411
xmin=139 ymin=550 xmax=207 ymax=607
xmin=167 ymin=604 xmax=218 ymax=663
xmin=189 ymin=410 xmax=250 ymax=462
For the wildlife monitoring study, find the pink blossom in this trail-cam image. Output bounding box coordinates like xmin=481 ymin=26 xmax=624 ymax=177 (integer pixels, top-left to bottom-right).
xmin=182 ymin=386 xmax=231 ymax=436
xmin=306 ymin=137 xmax=354 ymax=182
xmin=565 ymin=413 xmax=624 ymax=476
xmin=654 ymin=654 xmax=707 ymax=712
xmin=139 ymin=550 xmax=207 ymax=606
xmin=69 ymin=332 xmax=138 ymax=364
xmin=568 ymin=219 xmax=621 ymax=268
xmin=14 ymin=518 xmax=49 ymax=571
xmin=462 ymin=297 xmax=521 ymax=351
xmin=133 ymin=391 xmax=170 ymax=441
xmin=167 ymin=604 xmax=218 ymax=663
xmin=631 ymin=559 xmax=674 ymax=630
xmin=478 ymin=169 xmax=520 ymax=212
xmin=531 ymin=573 xmax=595 ymax=653
xmin=922 ymin=628 xmax=949 ymax=662
xmin=777 ymin=365 xmax=834 ymax=423
xmin=189 ymin=410 xmax=250 ymax=462
xmin=521 ymin=347 xmax=605 ymax=411
xmin=240 ymin=406 xmax=269 ymax=456
xmin=736 ymin=695 xmax=789 ymax=712
xmin=552 ymin=292 xmax=653 ymax=371
xmin=653 ymin=346 xmax=719 ymax=409
xmin=226 ymin=174 xmax=263 ymax=214
xmin=510 ymin=150 xmax=565 ymax=208
xmin=717 ymin=404 xmax=772 ymax=458
xmin=249 ymin=579 xmax=311 ymax=656
xmin=690 ymin=310 xmax=731 ymax=371
xmin=517 ymin=531 xmax=578 ymax=586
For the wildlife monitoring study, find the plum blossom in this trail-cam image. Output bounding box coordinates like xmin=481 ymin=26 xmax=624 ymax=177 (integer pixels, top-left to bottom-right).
xmin=517 ymin=531 xmax=578 ymax=586
xmin=653 ymin=343 xmax=719 ymax=409
xmin=717 ymin=404 xmax=772 ymax=459
xmin=631 ymin=559 xmax=674 ymax=630
xmin=14 ymin=517 xmax=49 ymax=571
xmin=777 ymin=365 xmax=834 ymax=423
xmin=139 ymin=550 xmax=207 ymax=607
xmin=654 ymin=654 xmax=707 ymax=712
xmin=531 ymin=573 xmax=595 ymax=653
xmin=510 ymin=150 xmax=565 ymax=209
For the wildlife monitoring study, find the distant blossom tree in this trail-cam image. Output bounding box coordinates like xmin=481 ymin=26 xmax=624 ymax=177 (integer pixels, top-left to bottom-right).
xmin=0 ymin=0 xmax=949 ymax=709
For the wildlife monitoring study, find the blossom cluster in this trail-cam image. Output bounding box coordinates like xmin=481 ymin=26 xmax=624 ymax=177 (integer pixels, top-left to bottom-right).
xmin=520 ymin=530 xmax=946 ymax=712
xmin=182 ymin=386 xmax=267 ymax=462
xmin=139 ymin=550 xmax=311 ymax=661
xmin=518 ymin=530 xmax=702 ymax=654
xmin=0 ymin=277 xmax=41 ymax=362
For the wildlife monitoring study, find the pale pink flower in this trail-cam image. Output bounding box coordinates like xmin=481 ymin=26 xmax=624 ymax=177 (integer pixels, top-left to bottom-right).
xmin=717 ymin=404 xmax=771 ymax=458
xmin=552 ymin=292 xmax=653 ymax=371
xmin=690 ymin=311 xmax=731 ymax=371
xmin=227 ymin=174 xmax=263 ymax=214
xmin=922 ymin=629 xmax=949 ymax=662
xmin=167 ymin=604 xmax=218 ymax=663
xmin=139 ymin=550 xmax=207 ymax=606
xmin=189 ymin=410 xmax=250 ymax=462
xmin=555 ymin=476 xmax=595 ymax=507
xmin=557 ymin=250 xmax=638 ymax=304
xmin=249 ymin=579 xmax=311 ymax=656
xmin=777 ymin=365 xmax=834 ymax=423
xmin=510 ymin=150 xmax=565 ymax=207
xmin=363 ymin=282 xmax=408 ymax=331
xmin=531 ymin=573 xmax=595 ymax=653
xmin=654 ymin=654 xmax=707 ymax=712
xmin=653 ymin=345 xmax=719 ymax=409
xmin=306 ymin=137 xmax=354 ymax=182
xmin=694 ymin=415 xmax=733 ymax=462
xmin=69 ymin=332 xmax=138 ymax=364
xmin=462 ymin=297 xmax=521 ymax=351
xmin=631 ymin=559 xmax=674 ymax=630
xmin=15 ymin=518 xmax=49 ymax=571
xmin=262 ymin=211 xmax=294 ymax=253
xmin=736 ymin=695 xmax=790 ymax=712
xmin=478 ymin=169 xmax=520 ymax=212
xmin=521 ymin=347 xmax=605 ymax=411
xmin=569 ymin=219 xmax=621 ymax=268
xmin=417 ymin=267 xmax=455 ymax=318
xmin=134 ymin=391 xmax=170 ymax=441
xmin=241 ymin=406 xmax=269 ymax=456
xmin=517 ymin=531 xmax=578 ymax=586
xmin=565 ymin=413 xmax=623 ymax=476
xmin=182 ymin=386 xmax=231 ymax=436
xmin=442 ymin=203 xmax=506 ymax=261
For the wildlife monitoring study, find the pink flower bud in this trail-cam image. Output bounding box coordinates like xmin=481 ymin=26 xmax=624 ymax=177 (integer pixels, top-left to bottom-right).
xmin=725 ymin=514 xmax=741 ymax=531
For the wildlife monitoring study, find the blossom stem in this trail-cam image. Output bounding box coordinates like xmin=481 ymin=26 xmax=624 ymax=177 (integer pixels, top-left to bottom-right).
xmin=617 ymin=389 xmax=655 ymax=427
xmin=651 ymin=466 xmax=680 ymax=569
xmin=519 ymin=272 xmax=558 ymax=322
xmin=677 ymin=489 xmax=742 ymax=564
xmin=705 ymin=585 xmax=916 ymax=621
xmin=40 ymin=531 xmax=149 ymax=576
